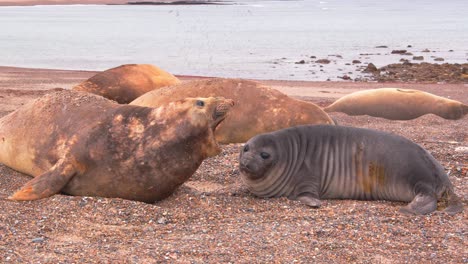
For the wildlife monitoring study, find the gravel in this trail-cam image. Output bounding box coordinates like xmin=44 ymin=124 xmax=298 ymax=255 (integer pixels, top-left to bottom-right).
xmin=0 ymin=67 xmax=466 ymax=263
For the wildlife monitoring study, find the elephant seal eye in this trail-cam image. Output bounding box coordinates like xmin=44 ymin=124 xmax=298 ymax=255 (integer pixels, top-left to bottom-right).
xmin=260 ymin=152 xmax=270 ymax=159
xmin=243 ymin=144 xmax=249 ymax=152
xmin=196 ymin=100 xmax=205 ymax=107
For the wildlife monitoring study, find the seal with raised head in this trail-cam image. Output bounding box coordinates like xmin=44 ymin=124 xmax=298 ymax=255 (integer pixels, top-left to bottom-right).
xmin=130 ymin=78 xmax=335 ymax=143
xmin=0 ymin=90 xmax=233 ymax=202
xmin=239 ymin=125 xmax=463 ymax=215
xmin=73 ymin=64 xmax=181 ymax=104
xmin=324 ymin=88 xmax=468 ymax=120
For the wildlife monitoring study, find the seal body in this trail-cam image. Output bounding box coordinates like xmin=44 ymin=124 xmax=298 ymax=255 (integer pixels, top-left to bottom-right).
xmin=0 ymin=90 xmax=233 ymax=202
xmin=239 ymin=125 xmax=463 ymax=215
xmin=130 ymin=78 xmax=334 ymax=143
xmin=324 ymin=88 xmax=468 ymax=120
xmin=73 ymin=64 xmax=180 ymax=103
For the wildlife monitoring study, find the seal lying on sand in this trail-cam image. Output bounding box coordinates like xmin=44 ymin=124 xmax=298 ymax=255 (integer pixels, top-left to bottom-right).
xmin=130 ymin=78 xmax=335 ymax=143
xmin=73 ymin=64 xmax=180 ymax=103
xmin=324 ymin=88 xmax=468 ymax=120
xmin=0 ymin=90 xmax=233 ymax=202
xmin=239 ymin=125 xmax=463 ymax=215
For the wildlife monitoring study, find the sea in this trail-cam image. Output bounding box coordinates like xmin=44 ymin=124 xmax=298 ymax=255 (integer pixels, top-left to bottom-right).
xmin=0 ymin=0 xmax=467 ymax=81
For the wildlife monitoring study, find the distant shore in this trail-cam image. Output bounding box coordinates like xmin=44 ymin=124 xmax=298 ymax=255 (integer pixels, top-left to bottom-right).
xmin=0 ymin=0 xmax=225 ymax=6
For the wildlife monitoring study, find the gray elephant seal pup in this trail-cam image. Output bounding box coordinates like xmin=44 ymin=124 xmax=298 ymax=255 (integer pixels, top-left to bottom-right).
xmin=324 ymin=88 xmax=468 ymax=120
xmin=239 ymin=125 xmax=463 ymax=215
xmin=0 ymin=90 xmax=233 ymax=202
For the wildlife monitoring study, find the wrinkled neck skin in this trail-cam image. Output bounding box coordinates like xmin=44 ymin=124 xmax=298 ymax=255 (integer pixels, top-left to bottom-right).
xmin=243 ymin=131 xmax=308 ymax=198
xmin=148 ymin=102 xmax=221 ymax=158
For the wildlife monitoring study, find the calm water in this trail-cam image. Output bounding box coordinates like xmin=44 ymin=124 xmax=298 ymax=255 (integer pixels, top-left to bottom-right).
xmin=0 ymin=0 xmax=467 ymax=80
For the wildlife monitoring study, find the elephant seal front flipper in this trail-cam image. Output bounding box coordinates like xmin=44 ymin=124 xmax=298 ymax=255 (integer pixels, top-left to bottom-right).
xmin=297 ymin=195 xmax=322 ymax=207
xmin=291 ymin=171 xmax=322 ymax=208
xmin=8 ymin=158 xmax=78 ymax=200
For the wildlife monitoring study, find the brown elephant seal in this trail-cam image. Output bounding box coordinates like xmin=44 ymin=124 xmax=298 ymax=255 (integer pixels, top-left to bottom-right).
xmin=239 ymin=125 xmax=463 ymax=215
xmin=324 ymin=88 xmax=468 ymax=120
xmin=73 ymin=64 xmax=181 ymax=104
xmin=130 ymin=78 xmax=334 ymax=143
xmin=0 ymin=90 xmax=233 ymax=202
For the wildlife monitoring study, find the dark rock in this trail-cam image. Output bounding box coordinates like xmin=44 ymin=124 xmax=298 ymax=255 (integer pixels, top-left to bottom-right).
xmin=352 ymin=60 xmax=361 ymax=64
xmin=375 ymin=45 xmax=388 ymax=48
xmin=339 ymin=75 xmax=351 ymax=80
xmin=310 ymin=56 xmax=316 ymax=59
xmin=413 ymin=56 xmax=424 ymax=61
xmin=407 ymin=45 xmax=412 ymax=48
xmin=422 ymin=48 xmax=430 ymax=52
xmin=316 ymin=59 xmax=331 ymax=64
xmin=32 ymin=237 xmax=45 ymax=243
xmin=295 ymin=60 xmax=306 ymax=64
xmin=369 ymin=62 xmax=468 ymax=83
xmin=363 ymin=63 xmax=379 ymax=73
xmin=403 ymin=52 xmax=413 ymax=56
xmin=434 ymin=58 xmax=445 ymax=61
xmin=391 ymin=50 xmax=407 ymax=54
xmin=449 ymin=49 xmax=454 ymax=52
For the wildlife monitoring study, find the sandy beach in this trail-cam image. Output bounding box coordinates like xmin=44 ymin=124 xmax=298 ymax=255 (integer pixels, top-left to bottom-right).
xmin=0 ymin=65 xmax=466 ymax=263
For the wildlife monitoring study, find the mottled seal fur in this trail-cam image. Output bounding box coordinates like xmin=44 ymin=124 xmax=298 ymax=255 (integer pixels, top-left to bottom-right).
xmin=324 ymin=88 xmax=468 ymax=120
xmin=0 ymin=90 xmax=233 ymax=202
xmin=73 ymin=64 xmax=180 ymax=103
xmin=130 ymin=78 xmax=334 ymax=143
xmin=239 ymin=125 xmax=463 ymax=215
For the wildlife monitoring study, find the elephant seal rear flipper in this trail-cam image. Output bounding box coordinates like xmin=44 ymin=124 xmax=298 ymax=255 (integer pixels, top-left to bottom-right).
xmin=8 ymin=158 xmax=77 ymax=201
xmin=399 ymin=184 xmax=463 ymax=215
xmin=442 ymin=189 xmax=463 ymax=215
xmin=399 ymin=193 xmax=437 ymax=215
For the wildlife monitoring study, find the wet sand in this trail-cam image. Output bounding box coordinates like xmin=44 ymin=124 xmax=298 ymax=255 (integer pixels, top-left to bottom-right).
xmin=0 ymin=0 xmax=204 ymax=6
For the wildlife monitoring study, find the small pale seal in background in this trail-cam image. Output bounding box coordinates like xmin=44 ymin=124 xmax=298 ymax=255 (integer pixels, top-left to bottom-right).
xmin=324 ymin=88 xmax=468 ymax=120
xmin=130 ymin=78 xmax=335 ymax=143
xmin=0 ymin=90 xmax=233 ymax=202
xmin=73 ymin=64 xmax=180 ymax=103
xmin=239 ymin=125 xmax=463 ymax=215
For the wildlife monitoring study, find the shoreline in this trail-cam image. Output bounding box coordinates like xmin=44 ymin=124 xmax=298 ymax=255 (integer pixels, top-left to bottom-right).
xmin=0 ymin=0 xmax=225 ymax=6
xmin=1 ymin=65 xmax=466 ymax=106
